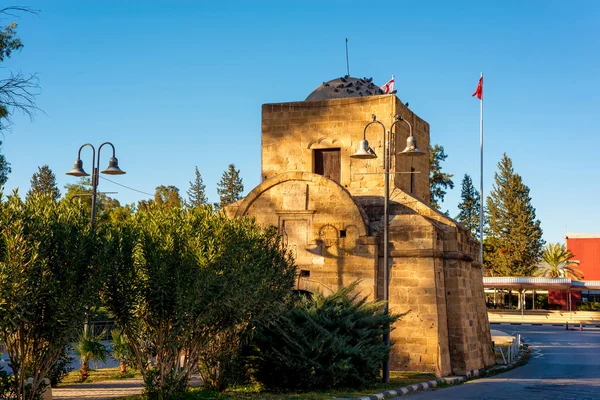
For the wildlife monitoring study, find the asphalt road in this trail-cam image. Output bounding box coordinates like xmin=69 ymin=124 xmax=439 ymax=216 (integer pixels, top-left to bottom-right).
xmin=394 ymin=324 xmax=600 ymax=400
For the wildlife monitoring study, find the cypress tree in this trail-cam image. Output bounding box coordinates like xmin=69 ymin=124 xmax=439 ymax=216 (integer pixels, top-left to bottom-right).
xmin=456 ymin=174 xmax=481 ymax=237
xmin=485 ymin=154 xmax=544 ymax=276
xmin=217 ymin=163 xmax=244 ymax=209
xmin=429 ymin=144 xmax=454 ymax=210
xmin=187 ymin=166 xmax=207 ymax=207
xmin=27 ymin=164 xmax=60 ymax=201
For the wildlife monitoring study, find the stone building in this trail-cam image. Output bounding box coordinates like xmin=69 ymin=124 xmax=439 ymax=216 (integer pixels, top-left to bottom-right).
xmin=226 ymin=76 xmax=495 ymax=377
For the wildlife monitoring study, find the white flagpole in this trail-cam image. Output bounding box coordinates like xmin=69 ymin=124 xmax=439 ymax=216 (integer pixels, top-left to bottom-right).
xmin=479 ymin=72 xmax=484 ymax=265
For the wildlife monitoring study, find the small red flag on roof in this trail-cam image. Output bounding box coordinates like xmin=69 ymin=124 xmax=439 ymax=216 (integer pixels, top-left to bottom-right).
xmin=472 ymin=76 xmax=483 ymax=100
xmin=381 ymin=75 xmax=395 ymax=94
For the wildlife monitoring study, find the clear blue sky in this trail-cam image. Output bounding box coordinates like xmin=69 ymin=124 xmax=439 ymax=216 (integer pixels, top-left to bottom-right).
xmin=2 ymin=1 xmax=599 ymax=244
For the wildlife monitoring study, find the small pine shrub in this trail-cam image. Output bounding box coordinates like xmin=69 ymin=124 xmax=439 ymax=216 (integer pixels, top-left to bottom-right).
xmin=248 ymin=282 xmax=399 ymax=391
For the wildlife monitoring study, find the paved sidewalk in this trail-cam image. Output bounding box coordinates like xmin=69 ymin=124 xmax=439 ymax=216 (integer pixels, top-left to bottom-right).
xmin=52 ymin=378 xmax=144 ymax=400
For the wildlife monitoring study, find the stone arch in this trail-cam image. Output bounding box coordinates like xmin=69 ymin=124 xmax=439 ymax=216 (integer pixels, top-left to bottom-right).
xmin=307 ymin=137 xmax=345 ymax=149
xmin=235 ymin=171 xmax=369 ymax=236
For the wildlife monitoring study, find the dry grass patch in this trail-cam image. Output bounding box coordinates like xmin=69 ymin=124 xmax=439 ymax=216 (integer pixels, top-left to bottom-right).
xmin=58 ymin=367 xmax=141 ymax=385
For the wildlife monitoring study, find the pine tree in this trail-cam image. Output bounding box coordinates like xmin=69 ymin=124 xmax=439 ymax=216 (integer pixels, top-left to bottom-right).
xmin=27 ymin=164 xmax=60 ymax=200
xmin=456 ymin=174 xmax=481 ymax=237
xmin=429 ymin=144 xmax=454 ymax=210
xmin=187 ymin=166 xmax=207 ymax=207
xmin=484 ymin=154 xmax=544 ymax=276
xmin=0 ymin=140 xmax=9 ymax=186
xmin=217 ymin=163 xmax=244 ymax=209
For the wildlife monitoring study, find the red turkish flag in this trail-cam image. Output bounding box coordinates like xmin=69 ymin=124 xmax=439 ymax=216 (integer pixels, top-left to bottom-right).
xmin=472 ymin=76 xmax=483 ymax=100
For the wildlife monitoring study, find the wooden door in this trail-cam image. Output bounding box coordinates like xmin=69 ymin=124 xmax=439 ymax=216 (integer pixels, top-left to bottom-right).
xmin=314 ymin=149 xmax=341 ymax=183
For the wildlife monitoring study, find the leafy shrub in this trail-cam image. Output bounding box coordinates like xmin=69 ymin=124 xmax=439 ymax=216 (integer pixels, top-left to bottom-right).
xmin=577 ymin=302 xmax=600 ymax=311
xmin=0 ymin=193 xmax=98 ymax=399
xmin=248 ymin=282 xmax=399 ymax=391
xmin=101 ymin=205 xmax=296 ymax=396
xmin=0 ymin=366 xmax=15 ymax=399
xmin=143 ymin=367 xmax=188 ymax=400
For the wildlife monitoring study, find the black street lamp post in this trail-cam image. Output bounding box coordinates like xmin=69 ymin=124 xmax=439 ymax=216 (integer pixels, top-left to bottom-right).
xmin=66 ymin=142 xmax=125 ymax=228
xmin=350 ymin=114 xmax=425 ymax=383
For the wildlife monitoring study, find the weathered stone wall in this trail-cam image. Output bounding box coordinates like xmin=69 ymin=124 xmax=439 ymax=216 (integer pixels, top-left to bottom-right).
xmin=391 ymin=97 xmax=431 ymax=204
xmin=230 ymin=92 xmax=495 ymax=378
xmin=261 ymin=96 xmax=430 ymax=202
xmin=373 ymin=188 xmax=452 ymax=376
xmin=235 ymin=171 xmax=378 ymax=299
xmin=353 ymin=189 xmax=494 ymax=376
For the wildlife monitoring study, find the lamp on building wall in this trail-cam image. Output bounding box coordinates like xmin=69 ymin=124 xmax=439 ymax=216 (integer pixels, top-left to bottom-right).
xmin=66 ymin=142 xmax=126 ymax=228
xmin=351 ymin=114 xmax=424 ymax=383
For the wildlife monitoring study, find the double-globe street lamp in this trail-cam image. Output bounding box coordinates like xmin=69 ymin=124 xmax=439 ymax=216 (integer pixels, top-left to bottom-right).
xmin=66 ymin=142 xmax=126 ymax=228
xmin=65 ymin=142 xmax=126 ymax=371
xmin=350 ymin=114 xmax=425 ymax=383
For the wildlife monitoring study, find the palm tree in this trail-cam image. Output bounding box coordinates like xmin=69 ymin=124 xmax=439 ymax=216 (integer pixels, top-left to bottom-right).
xmin=110 ymin=328 xmax=134 ymax=375
xmin=74 ymin=328 xmax=109 ymax=382
xmin=535 ymin=243 xmax=583 ymax=279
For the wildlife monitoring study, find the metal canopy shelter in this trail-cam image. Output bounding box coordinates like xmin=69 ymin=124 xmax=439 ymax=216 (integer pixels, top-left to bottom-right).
xmin=483 ymin=277 xmax=600 ymax=314
xmin=483 ymin=277 xmax=600 ymax=291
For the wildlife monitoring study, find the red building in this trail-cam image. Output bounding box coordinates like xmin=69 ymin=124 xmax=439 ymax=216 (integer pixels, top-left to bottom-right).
xmin=549 ymin=233 xmax=600 ymax=309
xmin=566 ymin=233 xmax=600 ymax=280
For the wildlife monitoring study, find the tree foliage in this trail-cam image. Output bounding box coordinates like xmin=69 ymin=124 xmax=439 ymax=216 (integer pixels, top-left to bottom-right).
xmin=27 ymin=164 xmax=60 ymax=201
xmin=217 ymin=164 xmax=243 ymax=209
xmin=0 ymin=141 xmax=9 ymax=187
xmin=429 ymin=144 xmax=454 ymax=210
xmin=63 ymin=178 xmax=122 ymax=223
xmin=138 ymin=185 xmax=182 ymax=211
xmin=484 ymin=154 xmax=544 ymax=276
xmin=100 ymin=205 xmax=295 ymax=396
xmin=187 ymin=166 xmax=208 ymax=207
xmin=0 ymin=192 xmax=98 ymax=400
xmin=456 ymin=174 xmax=481 ymax=237
xmin=249 ymin=282 xmax=399 ymax=391
xmin=154 ymin=185 xmax=182 ymax=208
xmin=0 ymin=7 xmax=40 ymax=131
xmin=535 ymin=242 xmax=582 ymax=279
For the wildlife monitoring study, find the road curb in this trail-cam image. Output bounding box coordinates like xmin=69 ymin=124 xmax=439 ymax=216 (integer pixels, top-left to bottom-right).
xmin=341 ymin=346 xmax=529 ymax=400
xmin=490 ymin=322 xmax=600 ymax=327
xmin=338 ymin=376 xmax=465 ymax=400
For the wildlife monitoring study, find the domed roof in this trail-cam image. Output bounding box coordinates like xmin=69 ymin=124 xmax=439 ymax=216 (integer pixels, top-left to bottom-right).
xmin=305 ymin=76 xmax=388 ymax=102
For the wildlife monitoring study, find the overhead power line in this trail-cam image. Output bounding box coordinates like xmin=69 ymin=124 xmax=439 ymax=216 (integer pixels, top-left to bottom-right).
xmin=99 ymin=175 xmax=153 ymax=196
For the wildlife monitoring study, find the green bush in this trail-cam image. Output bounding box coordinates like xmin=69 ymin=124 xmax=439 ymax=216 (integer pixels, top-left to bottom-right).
xmin=577 ymin=302 xmax=600 ymax=311
xmin=100 ymin=205 xmax=296 ymax=397
xmin=248 ymin=282 xmax=399 ymax=391
xmin=0 ymin=366 xmax=15 ymax=399
xmin=0 ymin=192 xmax=98 ymax=400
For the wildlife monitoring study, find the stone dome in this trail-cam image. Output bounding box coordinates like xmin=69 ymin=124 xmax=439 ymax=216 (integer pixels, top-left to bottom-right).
xmin=305 ymin=76 xmax=387 ymax=102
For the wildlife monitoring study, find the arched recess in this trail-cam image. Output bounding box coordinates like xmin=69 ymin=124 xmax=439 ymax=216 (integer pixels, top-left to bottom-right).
xmin=235 ymin=171 xmax=369 ymax=237
xmin=307 ymin=137 xmax=345 ymax=149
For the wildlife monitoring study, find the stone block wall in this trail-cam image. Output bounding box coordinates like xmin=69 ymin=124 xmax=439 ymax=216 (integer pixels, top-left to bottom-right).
xmin=261 ymin=96 xmax=430 ymax=203
xmin=235 ymin=171 xmax=378 ymax=300
xmin=357 ymin=189 xmax=494 ymax=376
xmin=229 ymin=93 xmax=495 ymax=378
